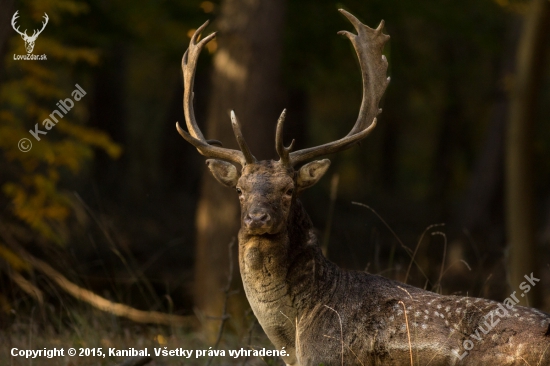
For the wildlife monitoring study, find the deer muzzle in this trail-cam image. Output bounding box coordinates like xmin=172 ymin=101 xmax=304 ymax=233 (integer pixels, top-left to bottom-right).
xmin=243 ymin=209 xmax=272 ymax=234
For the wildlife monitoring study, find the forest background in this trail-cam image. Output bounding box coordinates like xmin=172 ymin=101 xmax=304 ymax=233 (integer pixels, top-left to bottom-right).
xmin=0 ymin=0 xmax=549 ymax=364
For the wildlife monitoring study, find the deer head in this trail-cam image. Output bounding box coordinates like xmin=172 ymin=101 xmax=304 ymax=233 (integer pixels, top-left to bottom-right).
xmin=11 ymin=11 xmax=49 ymax=54
xmin=177 ymin=10 xmax=390 ymax=237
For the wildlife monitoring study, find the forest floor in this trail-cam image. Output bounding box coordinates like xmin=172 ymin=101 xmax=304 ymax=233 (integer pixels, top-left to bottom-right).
xmin=0 ymin=306 xmax=281 ymax=366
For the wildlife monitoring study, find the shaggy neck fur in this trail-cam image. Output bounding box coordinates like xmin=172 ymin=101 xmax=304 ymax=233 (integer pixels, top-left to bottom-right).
xmin=238 ymin=197 xmax=334 ymax=365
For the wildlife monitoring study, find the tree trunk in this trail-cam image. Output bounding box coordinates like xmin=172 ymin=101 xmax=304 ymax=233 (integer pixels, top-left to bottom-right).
xmin=194 ymin=0 xmax=286 ymax=340
xmin=506 ymin=0 xmax=550 ymax=307
xmin=450 ymin=19 xmax=521 ymax=297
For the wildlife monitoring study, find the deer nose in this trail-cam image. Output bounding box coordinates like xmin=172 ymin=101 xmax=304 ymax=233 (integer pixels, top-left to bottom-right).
xmin=244 ymin=211 xmax=271 ymax=229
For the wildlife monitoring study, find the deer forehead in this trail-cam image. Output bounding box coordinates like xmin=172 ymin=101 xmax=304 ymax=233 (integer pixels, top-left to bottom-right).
xmin=239 ymin=161 xmax=294 ymax=192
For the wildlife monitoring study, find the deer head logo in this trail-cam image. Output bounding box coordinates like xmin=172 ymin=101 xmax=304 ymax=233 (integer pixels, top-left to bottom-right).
xmin=11 ymin=11 xmax=49 ymax=54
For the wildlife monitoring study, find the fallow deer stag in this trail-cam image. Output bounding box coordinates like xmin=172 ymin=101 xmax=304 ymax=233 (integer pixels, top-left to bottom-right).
xmin=177 ymin=10 xmax=550 ymax=366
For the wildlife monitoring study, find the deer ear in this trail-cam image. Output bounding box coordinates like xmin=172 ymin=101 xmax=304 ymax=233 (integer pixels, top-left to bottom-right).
xmin=297 ymin=159 xmax=331 ymax=190
xmin=206 ymin=159 xmax=240 ymax=187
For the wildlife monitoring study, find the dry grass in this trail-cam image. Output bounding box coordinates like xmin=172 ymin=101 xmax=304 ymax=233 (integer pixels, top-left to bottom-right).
xmin=0 ymin=305 xmax=281 ymax=366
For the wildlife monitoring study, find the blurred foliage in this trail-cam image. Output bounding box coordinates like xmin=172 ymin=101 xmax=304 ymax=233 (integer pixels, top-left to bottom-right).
xmin=0 ymin=0 xmax=119 ymax=246
xmin=0 ymin=0 xmax=218 ymax=315
xmin=0 ymin=0 xmax=212 ymax=248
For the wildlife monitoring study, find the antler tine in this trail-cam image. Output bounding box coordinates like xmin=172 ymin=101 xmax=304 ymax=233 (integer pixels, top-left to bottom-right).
xmin=178 ymin=22 xmax=248 ymax=166
xmin=275 ymin=109 xmax=295 ymax=166
xmin=288 ymin=9 xmax=389 ymax=166
xmin=176 ymin=122 xmax=246 ymax=165
xmin=230 ymin=111 xmax=256 ymax=164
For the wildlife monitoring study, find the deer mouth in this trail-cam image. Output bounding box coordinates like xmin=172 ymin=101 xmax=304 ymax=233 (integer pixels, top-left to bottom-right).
xmin=243 ymin=219 xmax=284 ymax=236
xmin=244 ymin=222 xmax=275 ymax=236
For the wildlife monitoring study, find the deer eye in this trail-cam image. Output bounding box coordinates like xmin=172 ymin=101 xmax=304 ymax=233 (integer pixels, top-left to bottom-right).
xmin=236 ymin=187 xmax=242 ymax=195
xmin=285 ymin=188 xmax=294 ymax=196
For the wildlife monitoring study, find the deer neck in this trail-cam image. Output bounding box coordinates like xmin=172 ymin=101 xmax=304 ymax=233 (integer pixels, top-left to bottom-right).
xmin=238 ymin=199 xmax=336 ymax=336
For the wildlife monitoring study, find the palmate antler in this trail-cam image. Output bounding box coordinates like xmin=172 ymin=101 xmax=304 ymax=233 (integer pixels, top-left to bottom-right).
xmin=176 ymin=21 xmax=255 ymax=167
xmin=177 ymin=9 xmax=390 ymax=168
xmin=279 ymin=9 xmax=390 ymax=167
